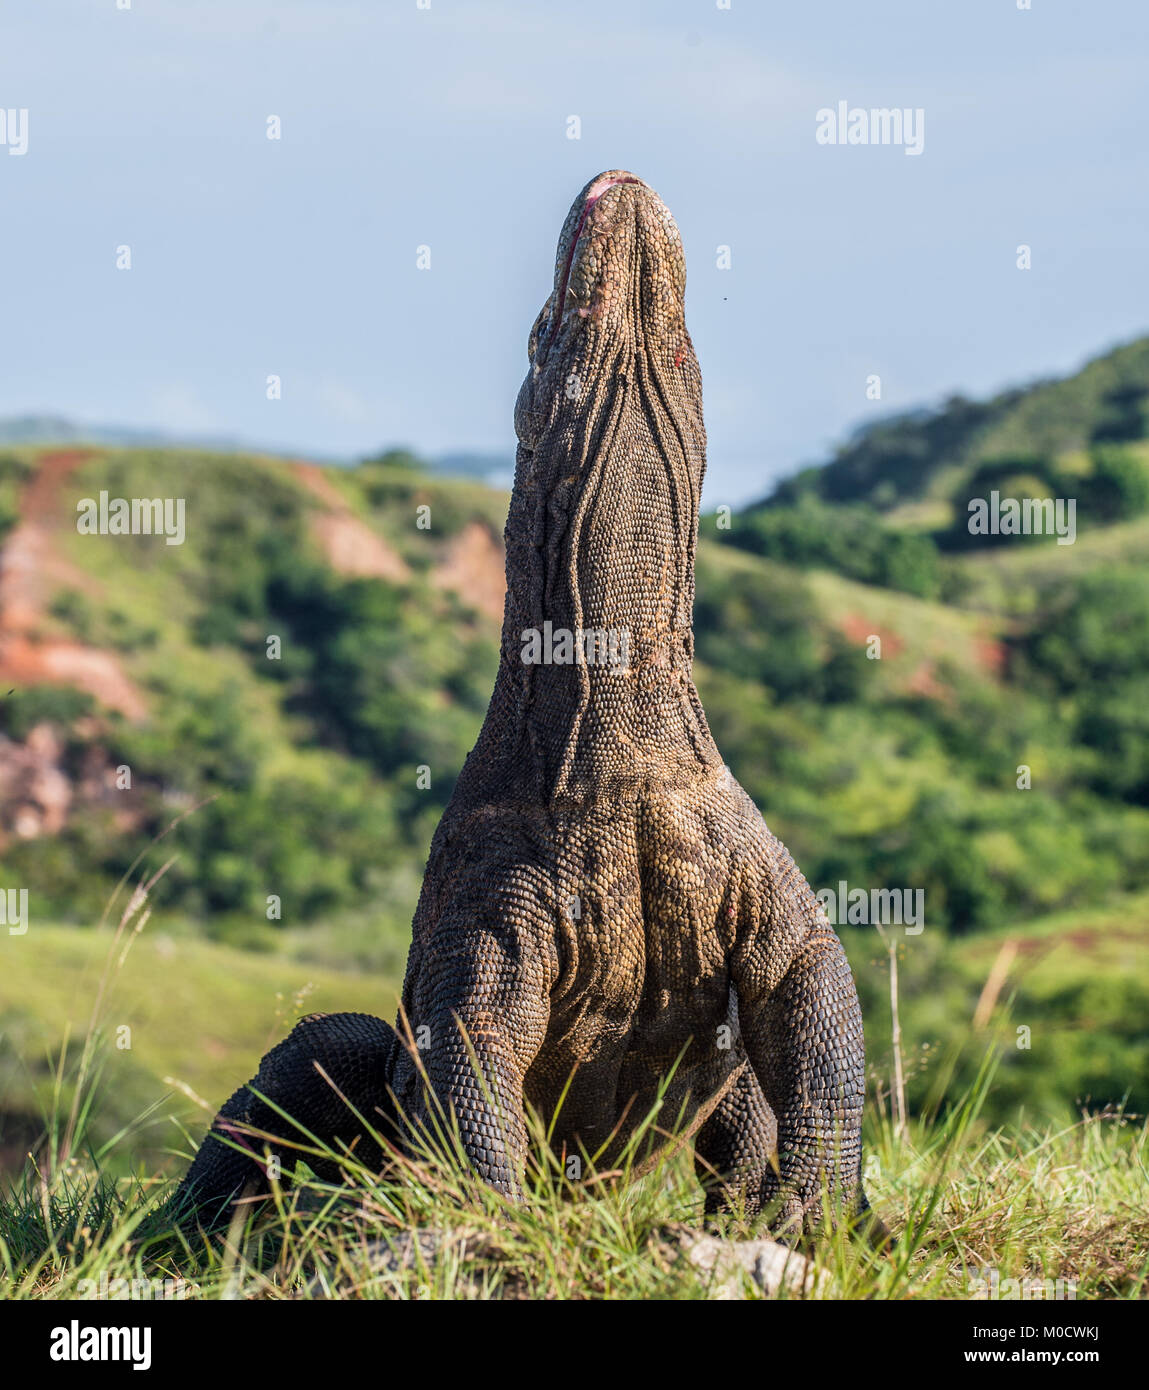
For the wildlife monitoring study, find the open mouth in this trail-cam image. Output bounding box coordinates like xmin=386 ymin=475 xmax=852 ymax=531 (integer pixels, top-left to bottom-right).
xmin=545 ymin=174 xmax=644 ymax=352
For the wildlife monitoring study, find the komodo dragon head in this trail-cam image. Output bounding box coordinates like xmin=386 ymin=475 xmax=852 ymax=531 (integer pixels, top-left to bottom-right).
xmin=499 ymin=171 xmax=717 ymax=797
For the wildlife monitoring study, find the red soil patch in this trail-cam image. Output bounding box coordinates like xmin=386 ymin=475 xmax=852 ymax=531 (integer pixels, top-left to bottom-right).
xmin=293 ymin=462 xmax=410 ymax=583
xmin=20 ymin=448 xmax=93 ymax=522
xmin=838 ymin=613 xmax=905 ymax=659
xmin=1013 ymin=925 xmax=1143 ymax=958
xmin=312 ymin=510 xmax=411 ymax=582
xmin=291 ymin=460 xmax=350 ymax=513
xmin=0 ymin=449 xmax=147 ymax=719
xmin=0 ymin=450 xmax=94 ymax=633
xmin=432 ymin=520 xmax=506 ymax=622
xmin=975 ymin=637 xmax=1008 ymax=676
xmin=0 ymin=633 xmax=147 ymax=721
xmin=905 ymin=660 xmax=948 ymax=700
xmin=293 ymin=461 xmax=506 ymax=622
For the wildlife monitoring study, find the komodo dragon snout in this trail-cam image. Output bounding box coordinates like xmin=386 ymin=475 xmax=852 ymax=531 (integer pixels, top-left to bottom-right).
xmin=173 ymin=170 xmax=878 ymax=1244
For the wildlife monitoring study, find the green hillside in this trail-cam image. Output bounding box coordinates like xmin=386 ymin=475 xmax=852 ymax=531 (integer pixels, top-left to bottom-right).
xmin=719 ymin=336 xmax=1149 ymax=598
xmin=772 ymin=335 xmax=1149 ymax=512
xmin=2 ymin=335 xmax=1149 ymax=1155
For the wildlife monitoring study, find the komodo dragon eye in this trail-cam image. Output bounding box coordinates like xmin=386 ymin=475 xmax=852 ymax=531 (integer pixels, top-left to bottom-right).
xmin=528 ymin=304 xmax=550 ymax=359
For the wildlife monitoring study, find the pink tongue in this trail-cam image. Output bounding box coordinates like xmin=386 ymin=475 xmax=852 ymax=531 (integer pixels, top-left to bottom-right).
xmin=584 ymin=173 xmax=642 ymax=202
xmin=547 ymin=176 xmax=643 ymax=349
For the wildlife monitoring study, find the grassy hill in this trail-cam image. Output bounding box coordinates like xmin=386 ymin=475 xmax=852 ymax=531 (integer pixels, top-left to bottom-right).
xmin=772 ymin=335 xmax=1149 ymax=514
xmin=0 ymin=923 xmax=399 ymax=1178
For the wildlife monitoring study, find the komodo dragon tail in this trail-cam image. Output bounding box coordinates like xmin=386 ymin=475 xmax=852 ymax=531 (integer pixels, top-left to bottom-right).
xmin=167 ymin=1012 xmax=401 ymax=1228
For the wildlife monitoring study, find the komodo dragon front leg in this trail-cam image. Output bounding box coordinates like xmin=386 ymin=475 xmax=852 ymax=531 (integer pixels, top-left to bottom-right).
xmin=693 ymin=1062 xmax=777 ymax=1217
xmin=722 ymin=812 xmax=869 ymax=1236
xmin=173 ymin=892 xmax=554 ymax=1218
xmin=395 ymin=898 xmax=553 ymax=1201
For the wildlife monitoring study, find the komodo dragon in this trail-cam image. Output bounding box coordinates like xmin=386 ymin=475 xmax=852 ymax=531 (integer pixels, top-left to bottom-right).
xmin=175 ymin=171 xmax=873 ymax=1238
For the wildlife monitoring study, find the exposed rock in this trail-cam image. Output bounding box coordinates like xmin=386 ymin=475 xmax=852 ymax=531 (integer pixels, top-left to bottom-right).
xmin=661 ymin=1224 xmax=829 ymax=1299
xmin=431 ymin=520 xmax=506 ymax=622
xmin=0 ymin=724 xmax=72 ymax=841
xmin=0 ymin=721 xmax=146 ymax=848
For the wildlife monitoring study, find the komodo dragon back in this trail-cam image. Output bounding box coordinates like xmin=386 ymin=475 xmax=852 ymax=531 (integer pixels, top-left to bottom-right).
xmin=173 ymin=171 xmax=876 ymax=1242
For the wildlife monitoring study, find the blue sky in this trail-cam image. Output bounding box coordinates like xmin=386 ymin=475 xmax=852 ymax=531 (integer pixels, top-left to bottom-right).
xmin=2 ymin=0 xmax=1147 ymax=505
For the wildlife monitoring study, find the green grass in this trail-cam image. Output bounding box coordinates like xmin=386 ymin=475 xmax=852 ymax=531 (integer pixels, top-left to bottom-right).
xmin=6 ymin=889 xmax=1147 ymax=1183
xmin=1 ymin=888 xmax=1146 ymax=1299
xmin=953 ymin=892 xmax=1149 ymax=987
xmin=697 ymin=535 xmax=1007 ymax=702
xmin=0 ymin=1045 xmax=1143 ymax=1300
xmin=844 ymin=892 xmax=1149 ymax=1131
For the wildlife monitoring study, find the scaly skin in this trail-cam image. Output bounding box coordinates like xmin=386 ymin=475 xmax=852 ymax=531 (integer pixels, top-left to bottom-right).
xmin=173 ymin=171 xmax=872 ymax=1237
